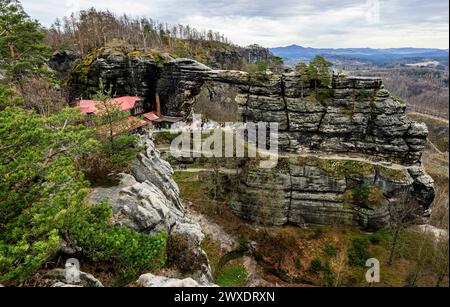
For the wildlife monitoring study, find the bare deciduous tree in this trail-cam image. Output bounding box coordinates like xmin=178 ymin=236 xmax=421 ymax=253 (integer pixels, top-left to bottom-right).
xmin=387 ymin=190 xmax=424 ymax=266
xmin=15 ymin=78 xmax=67 ymax=116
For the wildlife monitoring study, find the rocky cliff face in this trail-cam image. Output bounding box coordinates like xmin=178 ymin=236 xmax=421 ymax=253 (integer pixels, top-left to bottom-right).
xmin=69 ymin=51 xmax=435 ymax=230
xmin=224 ymin=157 xmax=434 ymax=231
xmin=89 ymin=134 xmax=213 ymax=283
xmin=49 ymin=50 xmax=82 ymax=77
xmin=66 ymin=45 xmax=276 ymax=108
xmin=208 ymin=44 xmax=275 ymax=70
xmin=68 ymin=48 xmax=162 ymax=108
xmin=155 ymin=60 xmax=428 ymax=165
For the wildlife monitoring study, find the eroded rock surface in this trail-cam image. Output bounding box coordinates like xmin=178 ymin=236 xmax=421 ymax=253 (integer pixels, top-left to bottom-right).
xmin=224 ymin=157 xmax=435 ymax=231
xmin=156 ymin=60 xmax=428 ymax=165
xmin=137 ymin=273 xmax=217 ymax=287
xmin=89 ymin=134 xmax=213 ymax=283
xmin=72 ymin=52 xmax=434 ymax=230
xmin=69 ymin=50 xmax=429 ymax=165
xmin=46 ymin=268 xmax=104 ymax=287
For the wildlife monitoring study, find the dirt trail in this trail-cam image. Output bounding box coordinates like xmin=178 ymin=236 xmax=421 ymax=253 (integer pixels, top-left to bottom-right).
xmin=408 ymin=111 xmax=449 ymax=124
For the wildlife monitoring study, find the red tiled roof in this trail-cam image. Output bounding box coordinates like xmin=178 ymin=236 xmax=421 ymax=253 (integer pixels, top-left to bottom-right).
xmin=76 ymin=96 xmax=142 ymax=114
xmin=77 ymin=100 xmax=98 ymax=114
xmin=143 ymin=112 xmax=160 ymax=121
xmin=130 ymin=116 xmax=150 ymax=129
xmin=111 ymin=96 xmax=142 ymax=111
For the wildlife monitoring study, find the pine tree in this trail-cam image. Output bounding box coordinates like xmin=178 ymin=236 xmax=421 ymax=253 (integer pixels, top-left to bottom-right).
xmin=0 ymin=0 xmax=49 ymax=83
xmin=295 ymin=62 xmax=309 ymax=98
xmin=92 ymin=80 xmax=141 ymax=172
xmin=308 ymin=56 xmax=332 ymax=88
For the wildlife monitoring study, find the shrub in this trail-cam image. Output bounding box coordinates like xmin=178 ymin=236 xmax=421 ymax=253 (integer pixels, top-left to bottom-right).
xmin=368 ymin=233 xmax=382 ymax=245
xmin=348 ymin=183 xmax=385 ymax=207
xmin=100 ymin=133 xmax=141 ymax=170
xmin=0 ymin=84 xmax=23 ymax=109
xmin=314 ymin=88 xmax=334 ymax=103
xmin=294 ymin=258 xmax=302 ymax=270
xmin=66 ymin=202 xmax=168 ymax=275
xmin=352 ymin=183 xmax=371 ymax=204
xmin=309 ymin=258 xmax=323 ymax=273
xmin=347 ymin=238 xmax=370 ymax=267
xmin=324 ymin=244 xmax=338 ymax=257
xmin=248 ymin=61 xmax=270 ymax=81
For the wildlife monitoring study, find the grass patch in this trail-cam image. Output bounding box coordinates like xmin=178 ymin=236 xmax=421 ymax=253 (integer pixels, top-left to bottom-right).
xmin=376 ymin=166 xmax=410 ymax=181
xmin=216 ymin=263 xmax=248 ymax=287
xmin=153 ymin=131 xmax=182 ymax=145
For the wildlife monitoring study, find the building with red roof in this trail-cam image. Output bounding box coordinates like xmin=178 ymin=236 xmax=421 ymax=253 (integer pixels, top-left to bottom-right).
xmin=76 ymin=95 xmax=167 ymax=136
xmin=76 ymin=96 xmax=144 ymax=115
xmin=76 ymin=96 xmax=159 ymax=136
xmin=143 ymin=112 xmax=160 ymax=121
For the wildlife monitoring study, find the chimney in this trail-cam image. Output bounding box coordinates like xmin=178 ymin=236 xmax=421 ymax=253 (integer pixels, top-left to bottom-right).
xmin=155 ymin=94 xmax=161 ymax=117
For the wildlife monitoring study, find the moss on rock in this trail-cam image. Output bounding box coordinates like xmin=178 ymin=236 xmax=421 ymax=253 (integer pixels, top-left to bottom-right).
xmin=293 ymin=156 xmax=376 ymax=177
xmin=71 ymin=47 xmax=105 ymax=82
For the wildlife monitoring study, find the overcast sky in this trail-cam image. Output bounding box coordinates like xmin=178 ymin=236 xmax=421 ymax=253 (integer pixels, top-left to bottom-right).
xmin=20 ymin=0 xmax=449 ymax=49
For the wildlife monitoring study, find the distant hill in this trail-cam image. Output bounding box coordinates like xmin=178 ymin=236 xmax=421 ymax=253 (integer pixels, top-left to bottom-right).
xmin=270 ymin=44 xmax=449 ymax=67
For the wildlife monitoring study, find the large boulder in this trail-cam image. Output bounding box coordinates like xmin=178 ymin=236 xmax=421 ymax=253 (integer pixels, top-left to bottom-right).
xmin=45 ymin=268 xmax=104 ymax=287
xmin=166 ymin=222 xmax=214 ymax=284
xmin=137 ymin=274 xmax=217 ymax=287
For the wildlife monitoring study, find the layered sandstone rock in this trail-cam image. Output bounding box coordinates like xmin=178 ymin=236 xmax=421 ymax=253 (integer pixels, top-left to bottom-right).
xmin=225 ymin=157 xmax=434 ymax=231
xmin=89 ymin=133 xmax=213 ymax=283
xmin=70 ymin=52 xmax=434 ymax=230
xmin=68 ymin=47 xmax=162 ymax=107
xmin=155 ymin=59 xmax=427 ymax=165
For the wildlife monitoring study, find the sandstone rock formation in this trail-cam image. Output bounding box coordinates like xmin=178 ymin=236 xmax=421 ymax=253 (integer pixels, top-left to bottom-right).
xmin=137 ymin=273 xmax=217 ymax=287
xmin=70 ymin=51 xmax=435 ymax=230
xmin=208 ymin=44 xmax=276 ymax=70
xmin=49 ymin=50 xmax=82 ymax=77
xmin=224 ymin=157 xmax=434 ymax=231
xmin=155 ymin=60 xmax=428 ymax=165
xmin=69 ymin=48 xmax=162 ymax=107
xmin=45 ymin=268 xmax=104 ymax=287
xmin=89 ymin=134 xmax=213 ymax=283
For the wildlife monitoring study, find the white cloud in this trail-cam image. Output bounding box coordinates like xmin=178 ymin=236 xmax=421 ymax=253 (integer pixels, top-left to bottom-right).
xmin=20 ymin=0 xmax=449 ymax=49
